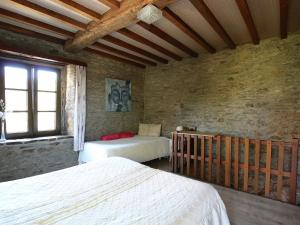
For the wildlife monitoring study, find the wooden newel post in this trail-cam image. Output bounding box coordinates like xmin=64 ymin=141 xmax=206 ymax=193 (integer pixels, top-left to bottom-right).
xmin=290 ymin=138 xmax=299 ymax=204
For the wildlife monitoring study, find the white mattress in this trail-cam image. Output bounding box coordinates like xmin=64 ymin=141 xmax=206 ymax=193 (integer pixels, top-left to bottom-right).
xmin=0 ymin=157 xmax=230 ymax=225
xmin=79 ymin=135 xmax=171 ymax=163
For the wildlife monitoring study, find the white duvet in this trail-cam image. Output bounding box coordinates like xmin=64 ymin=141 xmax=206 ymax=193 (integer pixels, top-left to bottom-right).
xmin=79 ymin=136 xmax=170 ymax=163
xmin=0 ymin=157 xmax=230 ymax=225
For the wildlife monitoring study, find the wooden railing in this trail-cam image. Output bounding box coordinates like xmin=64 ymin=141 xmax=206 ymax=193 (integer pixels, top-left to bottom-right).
xmin=171 ymin=132 xmax=299 ymax=204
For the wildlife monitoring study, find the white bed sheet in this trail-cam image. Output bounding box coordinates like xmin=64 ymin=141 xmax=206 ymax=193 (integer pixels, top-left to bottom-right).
xmin=0 ymin=157 xmax=230 ymax=225
xmin=79 ymin=135 xmax=171 ymax=163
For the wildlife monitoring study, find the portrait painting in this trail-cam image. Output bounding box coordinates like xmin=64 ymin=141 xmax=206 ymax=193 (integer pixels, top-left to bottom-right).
xmin=105 ymin=78 xmax=132 ymax=112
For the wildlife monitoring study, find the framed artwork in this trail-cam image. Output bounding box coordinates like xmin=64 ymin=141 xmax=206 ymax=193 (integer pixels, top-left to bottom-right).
xmin=105 ymin=78 xmax=132 ymax=112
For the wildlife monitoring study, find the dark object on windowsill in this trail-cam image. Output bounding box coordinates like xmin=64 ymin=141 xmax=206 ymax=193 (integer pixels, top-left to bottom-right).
xmin=175 ymin=126 xmax=197 ymax=132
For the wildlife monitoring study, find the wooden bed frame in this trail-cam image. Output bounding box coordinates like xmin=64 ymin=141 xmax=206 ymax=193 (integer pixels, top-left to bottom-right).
xmin=171 ymin=131 xmax=299 ymax=204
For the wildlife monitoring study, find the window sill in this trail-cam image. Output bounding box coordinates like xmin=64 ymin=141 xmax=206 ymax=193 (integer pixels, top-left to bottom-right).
xmin=0 ymin=135 xmax=73 ymax=145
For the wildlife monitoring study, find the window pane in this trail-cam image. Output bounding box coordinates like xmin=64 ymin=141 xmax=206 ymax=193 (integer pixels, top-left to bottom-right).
xmin=4 ymin=66 xmax=28 ymax=90
xmin=37 ymin=70 xmax=57 ymax=91
xmin=5 ymin=90 xmax=28 ymax=111
xmin=38 ymin=92 xmax=57 ymax=111
xmin=6 ymin=112 xmax=28 ymax=133
xmin=38 ymin=112 xmax=56 ymax=131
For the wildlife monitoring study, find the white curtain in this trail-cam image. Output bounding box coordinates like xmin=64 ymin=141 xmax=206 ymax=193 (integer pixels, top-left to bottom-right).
xmin=74 ymin=65 xmax=86 ymax=151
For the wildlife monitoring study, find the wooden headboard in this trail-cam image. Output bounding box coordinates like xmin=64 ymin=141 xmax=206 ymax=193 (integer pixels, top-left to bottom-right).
xmin=171 ymin=132 xmax=299 ymax=204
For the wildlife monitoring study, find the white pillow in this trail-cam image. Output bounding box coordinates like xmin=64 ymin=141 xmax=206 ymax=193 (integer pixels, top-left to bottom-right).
xmin=138 ymin=123 xmax=161 ymax=137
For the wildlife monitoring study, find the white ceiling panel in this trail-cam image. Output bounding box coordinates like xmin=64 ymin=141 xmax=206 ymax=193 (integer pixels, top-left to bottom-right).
xmin=97 ymin=39 xmax=159 ymax=62
xmin=168 ymin=0 xmax=226 ymax=50
xmin=111 ymin=32 xmax=174 ymax=61
xmin=0 ymin=0 xmax=79 ymax=32
xmin=247 ymin=0 xmax=280 ymax=39
xmin=127 ymin=24 xmax=188 ymax=57
xmin=88 ymin=45 xmax=146 ymax=65
xmin=203 ymin=0 xmax=251 ymax=45
xmin=73 ymin=0 xmax=110 ymax=15
xmin=153 ymin=17 xmax=206 ymax=53
xmin=27 ymin=0 xmax=91 ymax=24
xmin=0 ymin=17 xmax=68 ymax=40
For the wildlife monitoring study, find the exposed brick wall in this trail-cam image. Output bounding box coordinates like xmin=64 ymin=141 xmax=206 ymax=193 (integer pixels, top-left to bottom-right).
xmin=143 ymin=31 xmax=300 ymax=204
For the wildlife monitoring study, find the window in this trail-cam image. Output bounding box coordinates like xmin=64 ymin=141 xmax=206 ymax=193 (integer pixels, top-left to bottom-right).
xmin=0 ymin=60 xmax=61 ymax=138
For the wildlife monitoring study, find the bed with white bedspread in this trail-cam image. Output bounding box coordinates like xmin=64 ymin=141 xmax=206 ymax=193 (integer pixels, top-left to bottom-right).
xmin=79 ymin=135 xmax=170 ymax=163
xmin=0 ymin=157 xmax=230 ymax=225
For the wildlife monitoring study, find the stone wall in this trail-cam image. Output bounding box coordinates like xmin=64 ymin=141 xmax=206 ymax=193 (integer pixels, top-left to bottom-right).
xmin=0 ymin=29 xmax=144 ymax=141
xmin=0 ymin=29 xmax=144 ymax=181
xmin=143 ymin=31 xmax=300 ymax=204
xmin=0 ymin=137 xmax=77 ymax=182
xmin=144 ymin=32 xmax=300 ymax=140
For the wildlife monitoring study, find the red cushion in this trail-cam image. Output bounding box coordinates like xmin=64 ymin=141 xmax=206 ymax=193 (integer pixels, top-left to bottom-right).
xmin=119 ymin=131 xmax=134 ymax=138
xmin=100 ymin=132 xmax=134 ymax=141
xmin=100 ymin=133 xmax=120 ymax=141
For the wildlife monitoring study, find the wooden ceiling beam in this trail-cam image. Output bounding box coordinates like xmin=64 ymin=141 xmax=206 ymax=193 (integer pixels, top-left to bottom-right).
xmin=0 ymin=21 xmax=146 ymax=68
xmin=103 ymin=35 xmax=169 ymax=64
xmin=10 ymin=0 xmax=86 ymax=29
xmin=97 ymin=0 xmax=120 ymax=10
xmin=235 ymin=0 xmax=259 ymax=44
xmin=54 ymin=0 xmax=102 ymax=20
xmin=84 ymin=48 xmax=146 ymax=68
xmin=189 ymin=0 xmax=236 ymax=49
xmin=64 ymin=0 xmax=177 ymax=52
xmin=137 ymin=21 xmax=198 ymax=57
xmin=0 ymin=7 xmax=153 ymax=65
xmin=93 ymin=42 xmax=157 ymax=66
xmin=162 ymin=8 xmax=216 ymax=53
xmin=0 ymin=8 xmax=74 ymax=38
xmin=0 ymin=44 xmax=87 ymax=66
xmin=155 ymin=0 xmax=180 ymax=9
xmin=118 ymin=28 xmax=182 ymax=60
xmin=0 ymin=21 xmax=65 ymax=45
xmin=279 ymin=0 xmax=288 ymax=39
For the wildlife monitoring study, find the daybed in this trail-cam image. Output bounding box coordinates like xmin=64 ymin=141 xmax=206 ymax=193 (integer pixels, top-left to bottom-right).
xmin=79 ymin=135 xmax=170 ymax=163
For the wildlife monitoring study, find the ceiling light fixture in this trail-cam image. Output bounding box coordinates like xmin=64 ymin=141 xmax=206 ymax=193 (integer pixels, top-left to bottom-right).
xmin=137 ymin=4 xmax=163 ymax=24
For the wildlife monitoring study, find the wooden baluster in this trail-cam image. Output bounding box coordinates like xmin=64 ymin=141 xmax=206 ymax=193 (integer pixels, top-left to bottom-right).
xmin=173 ymin=133 xmax=178 ymax=173
xmin=265 ymin=140 xmax=272 ymax=197
xmin=187 ymin=135 xmax=191 ymax=176
xmin=254 ymin=140 xmax=260 ymax=193
xmin=193 ymin=136 xmax=198 ymax=177
xmin=200 ymin=136 xmax=205 ymax=180
xmin=171 ymin=133 xmax=173 ymax=171
xmin=173 ymin=133 xmax=298 ymax=203
xmin=208 ymin=136 xmax=213 ymax=182
xmin=216 ymin=136 xmax=221 ymax=184
xmin=225 ymin=136 xmax=232 ymax=187
xmin=244 ymin=138 xmax=250 ymax=192
xmin=277 ymin=141 xmax=284 ymax=200
xmin=289 ymin=139 xmax=299 ymax=204
xmin=234 ymin=137 xmax=239 ymax=190
xmin=180 ymin=134 xmax=184 ymax=174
